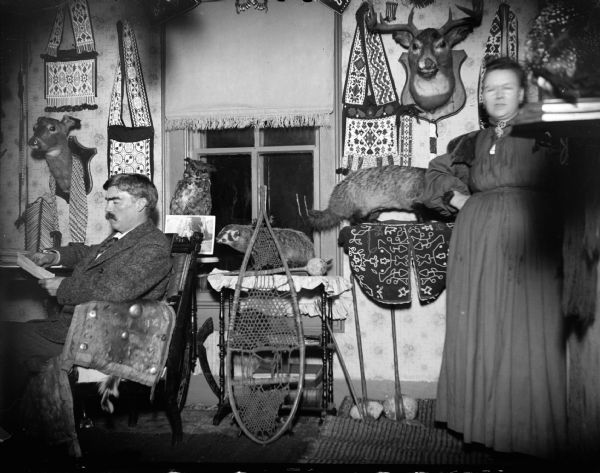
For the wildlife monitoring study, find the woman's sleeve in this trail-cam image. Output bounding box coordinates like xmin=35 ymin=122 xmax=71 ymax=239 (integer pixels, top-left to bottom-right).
xmin=421 ymin=152 xmax=471 ymax=217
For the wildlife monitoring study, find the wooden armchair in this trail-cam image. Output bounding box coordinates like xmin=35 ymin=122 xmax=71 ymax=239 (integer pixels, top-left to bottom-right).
xmin=64 ymin=233 xmax=201 ymax=446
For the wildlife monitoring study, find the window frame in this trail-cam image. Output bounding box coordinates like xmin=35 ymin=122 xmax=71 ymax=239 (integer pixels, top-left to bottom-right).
xmin=190 ymin=126 xmax=320 ymax=224
xmin=162 ymin=14 xmax=342 ymax=275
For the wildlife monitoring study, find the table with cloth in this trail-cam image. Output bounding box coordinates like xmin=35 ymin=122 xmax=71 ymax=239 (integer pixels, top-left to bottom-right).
xmin=207 ymin=271 xmax=352 ymax=424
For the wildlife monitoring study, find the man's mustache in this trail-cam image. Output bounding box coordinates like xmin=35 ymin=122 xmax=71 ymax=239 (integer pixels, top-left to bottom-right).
xmin=105 ymin=212 xmax=116 ymax=220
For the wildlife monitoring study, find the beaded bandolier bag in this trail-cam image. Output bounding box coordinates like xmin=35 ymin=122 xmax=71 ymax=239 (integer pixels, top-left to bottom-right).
xmin=42 ymin=0 xmax=98 ymax=112
xmin=226 ymin=188 xmax=305 ymax=444
xmin=107 ymin=21 xmax=154 ymax=180
xmin=342 ymin=2 xmax=411 ymax=171
xmin=478 ymin=2 xmax=518 ymax=128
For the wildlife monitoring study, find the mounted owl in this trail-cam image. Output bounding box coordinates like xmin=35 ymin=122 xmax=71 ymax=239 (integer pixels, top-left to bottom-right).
xmin=169 ymin=158 xmax=216 ymax=215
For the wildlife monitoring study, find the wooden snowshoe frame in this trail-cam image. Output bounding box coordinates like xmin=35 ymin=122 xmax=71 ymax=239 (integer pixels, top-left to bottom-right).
xmin=226 ymin=186 xmax=306 ymax=444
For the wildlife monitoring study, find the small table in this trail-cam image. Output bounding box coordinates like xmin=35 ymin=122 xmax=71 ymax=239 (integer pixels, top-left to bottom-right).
xmin=207 ymin=270 xmax=351 ymax=425
xmin=0 ymin=264 xmax=72 ymax=322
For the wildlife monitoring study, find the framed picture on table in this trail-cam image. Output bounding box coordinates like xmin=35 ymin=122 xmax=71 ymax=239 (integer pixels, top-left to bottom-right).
xmin=165 ymin=215 xmax=216 ymax=255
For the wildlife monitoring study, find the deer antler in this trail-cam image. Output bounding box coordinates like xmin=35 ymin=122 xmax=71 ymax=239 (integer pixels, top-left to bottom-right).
xmin=365 ymin=2 xmax=419 ymax=37
xmin=440 ymin=0 xmax=483 ymax=36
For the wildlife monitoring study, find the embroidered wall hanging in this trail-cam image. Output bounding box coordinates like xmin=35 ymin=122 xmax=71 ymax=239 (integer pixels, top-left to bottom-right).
xmin=343 ymin=115 xmax=398 ymax=169
xmin=399 ymin=115 xmax=412 ymax=167
xmin=478 ymin=2 xmax=518 ymax=128
xmin=42 ymin=0 xmax=98 ymax=112
xmin=341 ymin=2 xmax=406 ymax=172
xmin=107 ymin=20 xmax=154 ymax=180
xmin=339 ymin=221 xmax=454 ymax=305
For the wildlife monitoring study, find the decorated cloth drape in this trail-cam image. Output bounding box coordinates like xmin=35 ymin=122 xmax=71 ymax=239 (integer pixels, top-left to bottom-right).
xmin=107 ymin=20 xmax=154 ymax=180
xmin=338 ymin=222 xmax=454 ymax=305
xmin=48 ymin=156 xmax=88 ymax=244
xmin=164 ymin=1 xmax=334 ymax=131
xmin=478 ymin=2 xmax=518 ymax=128
xmin=22 ymin=195 xmax=61 ymax=252
xmin=341 ymin=2 xmax=410 ymax=171
xmin=42 ymin=0 xmax=98 ymax=112
xmin=62 ymin=300 xmax=176 ymax=389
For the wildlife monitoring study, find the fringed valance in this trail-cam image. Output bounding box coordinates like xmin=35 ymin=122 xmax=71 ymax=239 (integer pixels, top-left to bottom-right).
xmin=165 ymin=1 xmax=334 ymax=131
xmin=166 ymin=112 xmax=332 ymax=131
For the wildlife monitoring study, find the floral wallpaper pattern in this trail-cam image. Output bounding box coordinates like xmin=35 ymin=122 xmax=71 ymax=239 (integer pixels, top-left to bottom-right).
xmin=0 ymin=0 xmax=540 ymax=397
xmin=1 ymin=0 xmax=162 ymax=249
xmin=332 ymin=0 xmax=537 ymax=390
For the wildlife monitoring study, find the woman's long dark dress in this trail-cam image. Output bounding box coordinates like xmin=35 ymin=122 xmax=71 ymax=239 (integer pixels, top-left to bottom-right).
xmin=423 ymin=125 xmax=567 ymax=458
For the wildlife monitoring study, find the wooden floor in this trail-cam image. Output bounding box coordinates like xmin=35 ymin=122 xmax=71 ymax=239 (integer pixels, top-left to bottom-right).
xmin=0 ymin=404 xmax=593 ymax=472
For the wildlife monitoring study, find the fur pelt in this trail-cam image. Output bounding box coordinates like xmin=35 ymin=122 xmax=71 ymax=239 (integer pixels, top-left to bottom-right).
xmin=305 ymin=165 xmax=427 ymax=231
xmin=98 ymin=375 xmax=121 ymax=413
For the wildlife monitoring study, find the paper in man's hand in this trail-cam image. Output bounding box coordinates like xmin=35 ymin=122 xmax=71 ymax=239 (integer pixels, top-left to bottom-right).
xmin=16 ymin=253 xmax=55 ymax=279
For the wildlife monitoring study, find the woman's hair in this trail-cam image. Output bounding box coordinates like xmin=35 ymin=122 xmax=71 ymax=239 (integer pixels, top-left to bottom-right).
xmin=484 ymin=56 xmax=527 ymax=90
xmin=103 ymin=173 xmax=158 ymax=211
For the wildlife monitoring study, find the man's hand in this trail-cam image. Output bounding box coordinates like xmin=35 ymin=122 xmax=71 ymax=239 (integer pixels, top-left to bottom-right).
xmin=449 ymin=191 xmax=470 ymax=211
xmin=39 ymin=277 xmax=65 ymax=296
xmin=30 ymin=251 xmax=59 ymax=267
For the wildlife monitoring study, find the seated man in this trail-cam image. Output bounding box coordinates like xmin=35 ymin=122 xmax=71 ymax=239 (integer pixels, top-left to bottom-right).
xmin=0 ymin=173 xmax=173 ymax=442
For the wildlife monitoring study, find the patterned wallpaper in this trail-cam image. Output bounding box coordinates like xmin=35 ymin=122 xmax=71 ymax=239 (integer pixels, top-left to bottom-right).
xmin=332 ymin=0 xmax=538 ymax=386
xmin=0 ymin=0 xmax=539 ymax=391
xmin=0 ymin=0 xmax=162 ymax=249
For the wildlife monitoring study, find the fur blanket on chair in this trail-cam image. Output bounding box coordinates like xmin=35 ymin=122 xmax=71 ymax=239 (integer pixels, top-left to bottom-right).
xmin=19 ymin=356 xmax=81 ymax=457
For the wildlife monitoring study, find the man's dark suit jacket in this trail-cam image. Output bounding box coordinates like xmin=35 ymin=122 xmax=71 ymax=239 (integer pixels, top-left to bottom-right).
xmin=37 ymin=219 xmax=173 ymax=343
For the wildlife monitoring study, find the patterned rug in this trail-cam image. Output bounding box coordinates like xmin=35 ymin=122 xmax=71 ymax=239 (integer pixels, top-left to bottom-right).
xmin=300 ymin=397 xmax=498 ymax=465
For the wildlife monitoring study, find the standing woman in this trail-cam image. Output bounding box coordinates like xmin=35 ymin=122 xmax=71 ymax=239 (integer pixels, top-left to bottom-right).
xmin=422 ymin=57 xmax=567 ymax=458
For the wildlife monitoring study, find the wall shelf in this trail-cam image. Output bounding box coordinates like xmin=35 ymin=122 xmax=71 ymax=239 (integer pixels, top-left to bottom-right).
xmin=512 ymin=98 xmax=600 ymax=139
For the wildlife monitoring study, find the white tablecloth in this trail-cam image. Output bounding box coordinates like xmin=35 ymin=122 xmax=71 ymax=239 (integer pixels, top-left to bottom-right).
xmin=207 ymin=269 xmax=351 ymax=320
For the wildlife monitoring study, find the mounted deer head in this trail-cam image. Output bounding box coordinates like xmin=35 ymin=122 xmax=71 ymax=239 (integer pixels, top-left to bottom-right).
xmin=28 ymin=115 xmax=81 ymax=195
xmin=28 ymin=115 xmax=95 ymax=203
xmin=366 ymin=0 xmax=483 ymax=113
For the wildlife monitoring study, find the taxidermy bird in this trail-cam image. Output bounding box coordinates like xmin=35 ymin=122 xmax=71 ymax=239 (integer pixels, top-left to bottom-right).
xmin=525 ymin=0 xmax=600 ymax=102
xmin=216 ymin=224 xmax=315 ymax=268
xmin=169 ymin=158 xmax=215 ymax=215
xmin=304 ymin=165 xmax=427 ymax=231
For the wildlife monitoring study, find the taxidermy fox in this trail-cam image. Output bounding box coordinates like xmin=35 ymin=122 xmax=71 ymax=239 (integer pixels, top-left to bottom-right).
xmin=305 ymin=165 xmax=427 ymax=231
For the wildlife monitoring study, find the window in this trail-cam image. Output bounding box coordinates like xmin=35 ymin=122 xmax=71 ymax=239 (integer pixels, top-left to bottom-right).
xmin=191 ymin=127 xmax=319 ymax=270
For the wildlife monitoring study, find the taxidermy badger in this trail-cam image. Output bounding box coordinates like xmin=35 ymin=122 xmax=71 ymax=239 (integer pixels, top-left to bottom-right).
xmin=305 ymin=165 xmax=427 ymax=231
xmin=170 ymin=158 xmax=216 ymax=215
xmin=216 ymin=224 xmax=315 ymax=268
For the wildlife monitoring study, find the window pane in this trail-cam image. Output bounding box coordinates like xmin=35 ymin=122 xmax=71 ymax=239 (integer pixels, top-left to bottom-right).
xmin=205 ymin=154 xmax=252 ymax=270
xmin=262 ymin=127 xmax=315 ymax=147
xmin=264 ymin=153 xmax=313 ymax=237
xmin=206 ymin=128 xmax=254 ymax=148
